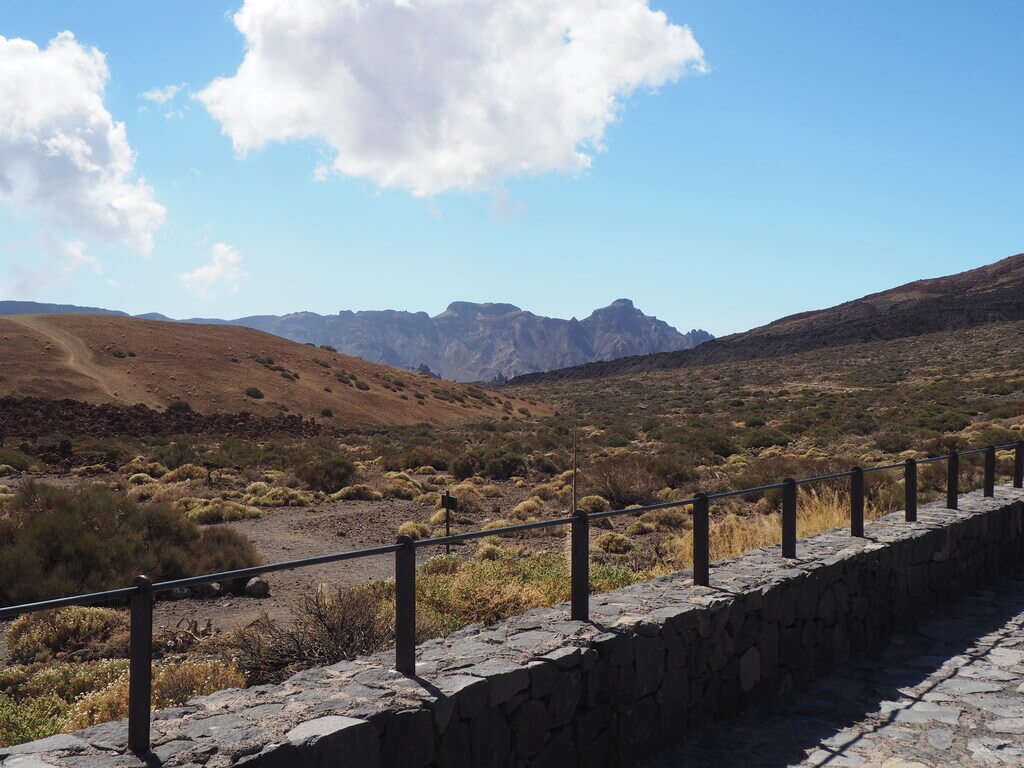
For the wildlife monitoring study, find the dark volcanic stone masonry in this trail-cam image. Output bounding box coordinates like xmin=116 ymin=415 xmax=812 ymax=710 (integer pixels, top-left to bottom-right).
xmin=647 ymin=570 xmax=1024 ymax=766
xmin=3 ymin=487 xmax=1023 ymax=767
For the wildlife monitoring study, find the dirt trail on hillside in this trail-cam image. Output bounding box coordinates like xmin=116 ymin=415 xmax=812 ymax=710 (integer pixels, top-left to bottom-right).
xmin=5 ymin=315 xmax=161 ymax=408
xmin=0 ymin=313 xmax=547 ymax=425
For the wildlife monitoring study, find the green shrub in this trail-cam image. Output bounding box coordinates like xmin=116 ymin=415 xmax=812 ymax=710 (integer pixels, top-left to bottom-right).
xmin=149 ymin=441 xmax=194 ymax=471
xmin=245 ymin=387 xmax=265 ymax=399
xmin=577 ymin=495 xmax=611 ymax=513
xmin=0 ymin=449 xmax=33 ymax=472
xmin=511 ymin=496 xmax=544 ymax=520
xmin=0 ymin=660 xmax=129 ymax=702
xmin=593 ymin=533 xmax=636 ymax=554
xmin=531 ymin=455 xmax=561 ymax=475
xmin=161 ymin=463 xmax=207 ymax=483
xmin=483 ymin=452 xmax=525 ymax=481
xmin=296 ymin=457 xmax=355 ymax=493
xmin=640 ymin=507 xmax=690 ymax=531
xmin=165 ymin=400 xmax=193 ymax=414
xmin=0 ymin=483 xmax=260 ymax=606
xmin=741 ymin=427 xmax=793 ymax=450
xmin=451 ymin=453 xmax=477 ymax=480
xmin=625 ymin=520 xmax=655 ymax=536
xmin=0 ymin=691 xmax=64 ymax=748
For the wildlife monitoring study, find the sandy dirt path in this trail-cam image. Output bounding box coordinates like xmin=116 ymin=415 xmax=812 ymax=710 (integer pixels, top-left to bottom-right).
xmin=4 ymin=315 xmax=162 ymax=408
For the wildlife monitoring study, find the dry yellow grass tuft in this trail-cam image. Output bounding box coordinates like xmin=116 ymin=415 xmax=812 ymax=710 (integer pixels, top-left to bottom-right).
xmin=331 ymin=484 xmax=383 ymax=501
xmin=667 ymin=488 xmax=883 ymax=569
xmin=160 ymin=464 xmax=208 ymax=483
xmin=63 ymin=661 xmax=245 ymax=730
xmin=174 ymin=497 xmax=261 ymax=524
xmin=398 ymin=521 xmax=431 ymax=540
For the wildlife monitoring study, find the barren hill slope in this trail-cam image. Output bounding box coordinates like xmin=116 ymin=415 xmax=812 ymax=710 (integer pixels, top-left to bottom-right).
xmin=0 ymin=314 xmax=545 ymax=426
xmin=510 ymin=253 xmax=1024 ymax=384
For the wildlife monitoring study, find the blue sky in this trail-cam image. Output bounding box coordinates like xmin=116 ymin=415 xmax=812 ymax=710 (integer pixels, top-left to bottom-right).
xmin=1 ymin=1 xmax=1022 ymax=336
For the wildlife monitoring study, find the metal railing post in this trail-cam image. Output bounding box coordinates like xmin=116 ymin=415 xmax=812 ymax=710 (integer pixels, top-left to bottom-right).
xmin=395 ymin=535 xmax=416 ymax=675
xmin=947 ymin=451 xmax=960 ymax=510
xmin=850 ymin=467 xmax=865 ymax=537
xmin=782 ymin=478 xmax=797 ymax=559
xmin=570 ymin=509 xmax=590 ymax=621
xmin=128 ymin=575 xmax=153 ymax=756
xmin=904 ymin=458 xmax=917 ymax=522
xmin=1016 ymin=441 xmax=1024 ymax=489
xmin=693 ymin=493 xmax=710 ymax=586
xmin=984 ymin=446 xmax=996 ymax=497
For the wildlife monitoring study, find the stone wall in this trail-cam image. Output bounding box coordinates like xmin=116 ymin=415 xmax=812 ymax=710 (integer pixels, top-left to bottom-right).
xmin=4 ymin=486 xmax=1023 ymax=768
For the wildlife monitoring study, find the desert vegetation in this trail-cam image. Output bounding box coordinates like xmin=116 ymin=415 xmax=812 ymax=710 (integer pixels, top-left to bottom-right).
xmin=0 ymin=483 xmax=258 ymax=607
xmin=2 ymin=321 xmax=1024 ymax=745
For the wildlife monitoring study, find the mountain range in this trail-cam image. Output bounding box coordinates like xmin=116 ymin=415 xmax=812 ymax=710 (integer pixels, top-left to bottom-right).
xmin=0 ymin=299 xmax=712 ymax=382
xmin=510 ymin=253 xmax=1024 ymax=383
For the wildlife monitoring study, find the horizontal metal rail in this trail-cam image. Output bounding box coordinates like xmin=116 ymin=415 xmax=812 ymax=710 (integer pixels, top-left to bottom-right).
xmin=0 ymin=586 xmax=139 ymax=622
xmin=1 ymin=438 xmax=1022 ymax=756
xmin=708 ymin=481 xmax=788 ymax=500
xmin=589 ymin=495 xmax=695 ymax=521
xmin=795 ymin=470 xmax=854 ymax=485
xmin=418 ymin=515 xmax=577 ymax=547
xmin=152 ymin=542 xmax=404 ymax=594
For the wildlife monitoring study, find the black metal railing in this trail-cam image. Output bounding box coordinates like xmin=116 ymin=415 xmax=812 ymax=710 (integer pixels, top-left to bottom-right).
xmin=1 ymin=440 xmax=1022 ymax=755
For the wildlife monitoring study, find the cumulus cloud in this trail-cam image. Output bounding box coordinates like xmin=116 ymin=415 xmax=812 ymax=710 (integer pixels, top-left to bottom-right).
xmin=180 ymin=242 xmax=246 ymax=299
xmin=140 ymin=82 xmax=189 ymax=119
xmin=199 ymin=0 xmax=706 ymax=196
xmin=0 ymin=32 xmax=166 ymax=253
xmin=140 ymin=83 xmax=186 ymax=104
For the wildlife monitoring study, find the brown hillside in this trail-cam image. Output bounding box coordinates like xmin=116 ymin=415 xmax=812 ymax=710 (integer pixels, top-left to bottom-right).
xmin=510 ymin=252 xmax=1024 ymax=384
xmin=0 ymin=314 xmax=546 ymax=427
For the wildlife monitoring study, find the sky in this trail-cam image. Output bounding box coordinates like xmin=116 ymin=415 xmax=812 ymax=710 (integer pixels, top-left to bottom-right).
xmin=0 ymin=1 xmax=1022 ymax=336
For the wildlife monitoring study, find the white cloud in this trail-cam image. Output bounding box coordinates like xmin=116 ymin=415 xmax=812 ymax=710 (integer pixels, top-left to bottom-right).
xmin=140 ymin=83 xmax=189 ymax=119
xmin=198 ymin=0 xmax=706 ymax=196
xmin=140 ymin=83 xmax=186 ymax=104
xmin=0 ymin=32 xmax=166 ymax=253
xmin=0 ymin=237 xmax=100 ymax=298
xmin=180 ymin=242 xmax=246 ymax=299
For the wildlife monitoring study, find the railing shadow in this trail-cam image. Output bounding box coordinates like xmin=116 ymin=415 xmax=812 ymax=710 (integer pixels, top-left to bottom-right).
xmin=645 ymin=570 xmax=1024 ymax=768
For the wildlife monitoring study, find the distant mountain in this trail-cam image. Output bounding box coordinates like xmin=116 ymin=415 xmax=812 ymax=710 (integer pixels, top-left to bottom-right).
xmin=0 ymin=299 xmax=711 ymax=382
xmin=509 ymin=253 xmax=1024 ymax=384
xmin=203 ymin=299 xmax=711 ymax=382
xmin=0 ymin=301 xmax=126 ymax=317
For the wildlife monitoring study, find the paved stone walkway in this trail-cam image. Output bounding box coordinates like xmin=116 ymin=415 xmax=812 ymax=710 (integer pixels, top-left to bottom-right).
xmin=648 ymin=571 xmax=1024 ymax=768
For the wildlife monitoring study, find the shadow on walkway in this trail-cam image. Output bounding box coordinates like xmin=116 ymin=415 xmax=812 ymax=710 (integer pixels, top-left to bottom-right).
xmin=646 ymin=571 xmax=1024 ymax=767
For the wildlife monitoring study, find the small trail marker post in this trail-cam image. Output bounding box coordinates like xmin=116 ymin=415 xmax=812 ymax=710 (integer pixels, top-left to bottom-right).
xmin=441 ymin=491 xmax=458 ymax=554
